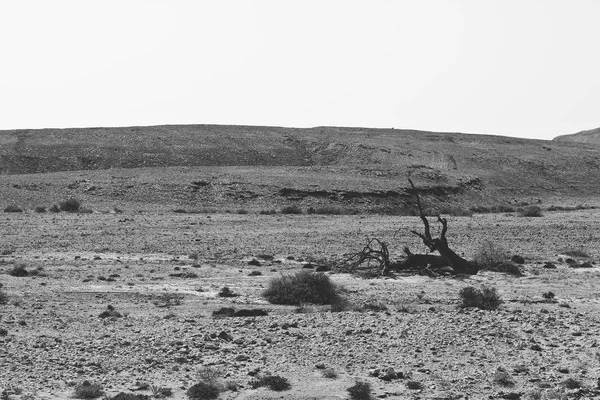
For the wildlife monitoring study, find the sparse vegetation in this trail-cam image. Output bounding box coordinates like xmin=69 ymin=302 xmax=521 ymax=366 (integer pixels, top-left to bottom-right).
xmin=8 ymin=263 xmax=30 ymax=277
xmin=459 ymin=285 xmax=502 ymax=310
xmin=263 ymin=271 xmax=341 ymax=305
xmin=0 ymin=289 xmax=8 ymax=305
xmin=4 ymin=205 xmax=23 ymax=213
xmin=153 ymin=293 xmax=184 ymax=307
xmin=562 ymin=247 xmax=589 ymax=258
xmin=34 ymin=206 xmax=46 ymax=213
xmin=322 ymin=367 xmax=338 ymax=379
xmin=186 ymin=382 xmax=219 ymax=400
xmin=187 ymin=367 xmax=222 ymax=400
xmin=49 ymin=204 xmax=60 ymax=213
xmin=473 ymin=240 xmax=508 ymax=270
xmin=280 ymin=205 xmax=302 ymax=214
xmin=355 ymin=300 xmax=388 ymax=313
xmin=492 ymin=367 xmax=515 ymax=386
xmin=73 ymin=381 xmax=104 ymax=399
xmin=469 ymin=205 xmax=515 ymax=214
xmin=249 ymin=375 xmax=291 ymax=391
xmin=59 ymin=198 xmax=81 ymax=212
xmin=438 ymin=205 xmax=473 ymax=217
xmin=109 ymin=393 xmax=150 ymax=400
xmin=307 ymin=206 xmax=358 ymax=215
xmin=259 ymin=209 xmax=277 ymax=215
xmin=561 ymin=377 xmax=582 ymax=389
xmin=347 ymin=381 xmax=372 ymax=400
xmin=406 ymin=380 xmax=424 ymax=390
xmin=217 ymin=286 xmax=238 ymax=297
xmin=248 ymin=270 xmax=262 ymax=276
xmin=520 ymin=205 xmax=543 ymax=217
xmin=542 ymin=291 xmax=556 ymax=299
xmin=98 ymin=305 xmax=122 ymax=319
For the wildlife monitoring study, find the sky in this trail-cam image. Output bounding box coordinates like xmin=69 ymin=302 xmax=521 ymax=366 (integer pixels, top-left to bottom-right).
xmin=1 ymin=1 xmax=599 ymax=140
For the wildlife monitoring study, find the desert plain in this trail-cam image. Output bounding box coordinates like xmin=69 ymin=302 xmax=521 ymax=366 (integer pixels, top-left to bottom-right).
xmin=1 ymin=125 xmax=600 ymax=400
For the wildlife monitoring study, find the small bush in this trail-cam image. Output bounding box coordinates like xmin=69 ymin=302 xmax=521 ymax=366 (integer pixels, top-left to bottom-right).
xmin=73 ymin=381 xmax=104 ymax=399
xmin=34 ymin=206 xmax=46 ymax=213
xmin=492 ymin=367 xmax=515 ymax=386
xmin=217 ymin=286 xmax=238 ymax=298
xmin=355 ymin=300 xmax=388 ymax=313
xmin=263 ymin=271 xmax=341 ymax=305
xmin=561 ymin=377 xmax=582 ymax=389
xmin=197 ymin=366 xmax=222 ymax=386
xmin=212 ymin=307 xmax=235 ymax=317
xmin=307 ymin=206 xmax=357 ymax=215
xmin=235 ymin=209 xmax=248 ymax=214
xmin=280 ymin=205 xmax=302 ymax=214
xmin=542 ymin=291 xmax=555 ymax=299
xmin=249 ymin=375 xmax=291 ymax=391
xmin=59 ymin=198 xmax=81 ymax=212
xmin=406 ymin=380 xmax=424 ymax=390
xmin=8 ymin=264 xmax=29 ymax=277
xmin=322 ymin=368 xmax=338 ymax=379
xmin=438 ymin=206 xmax=473 ymax=217
xmin=459 ymin=285 xmax=502 ymax=310
xmin=0 ymin=289 xmax=8 ymax=304
xmin=110 ymin=393 xmax=150 ymax=400
xmin=259 ymin=209 xmax=277 ymax=215
xmin=520 ymin=206 xmax=543 ymax=217
xmin=487 ymin=262 xmax=523 ymax=276
xmin=186 ymin=382 xmax=219 ymax=400
xmin=562 ymin=248 xmax=589 ymax=258
xmin=473 ymin=240 xmax=508 ymax=270
xmin=4 ymin=205 xmax=23 ymax=213
xmin=347 ymin=381 xmax=372 ymax=400
xmin=248 ymin=270 xmax=262 ymax=276
xmin=98 ymin=305 xmax=122 ymax=319
xmin=49 ymin=204 xmax=60 ymax=213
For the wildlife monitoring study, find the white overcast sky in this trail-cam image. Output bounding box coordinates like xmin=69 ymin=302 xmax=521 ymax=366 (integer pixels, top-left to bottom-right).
xmin=1 ymin=1 xmax=599 ymax=140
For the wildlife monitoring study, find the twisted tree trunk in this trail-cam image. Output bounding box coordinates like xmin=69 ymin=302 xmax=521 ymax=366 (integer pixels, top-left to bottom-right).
xmin=407 ymin=179 xmax=478 ymax=275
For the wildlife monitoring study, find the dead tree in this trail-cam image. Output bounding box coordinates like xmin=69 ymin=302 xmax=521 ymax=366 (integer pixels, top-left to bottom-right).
xmin=406 ymin=179 xmax=478 ymax=275
xmin=340 ymin=237 xmax=392 ymax=277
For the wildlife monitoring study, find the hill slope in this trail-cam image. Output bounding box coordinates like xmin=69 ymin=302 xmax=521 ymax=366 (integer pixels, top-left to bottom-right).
xmin=1 ymin=125 xmax=599 ymax=210
xmin=554 ymin=127 xmax=600 ymax=145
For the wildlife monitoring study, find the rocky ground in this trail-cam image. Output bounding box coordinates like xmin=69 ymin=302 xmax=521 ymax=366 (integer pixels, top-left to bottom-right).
xmin=1 ymin=209 xmax=600 ymax=399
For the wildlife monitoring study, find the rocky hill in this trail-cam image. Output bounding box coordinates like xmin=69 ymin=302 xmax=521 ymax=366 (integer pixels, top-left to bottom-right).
xmin=554 ymin=127 xmax=600 ymax=145
xmin=1 ymin=125 xmax=599 ymax=211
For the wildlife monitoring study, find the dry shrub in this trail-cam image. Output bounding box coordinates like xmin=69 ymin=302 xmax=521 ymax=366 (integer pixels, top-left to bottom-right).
xmin=249 ymin=375 xmax=291 ymax=391
xmin=459 ymin=285 xmax=502 ymax=310
xmin=3 ymin=205 xmax=23 ymax=213
xmin=73 ymin=381 xmax=104 ymax=399
xmin=280 ymin=205 xmax=302 ymax=214
xmin=0 ymin=289 xmax=8 ymax=305
xmin=322 ymin=368 xmax=338 ymax=379
xmin=59 ymin=198 xmax=81 ymax=212
xmin=8 ymin=264 xmax=29 ymax=277
xmin=438 ymin=206 xmax=473 ymax=217
xmin=263 ymin=271 xmax=341 ymax=305
xmin=562 ymin=247 xmax=589 ymax=258
xmin=347 ymin=381 xmax=372 ymax=400
xmin=186 ymin=382 xmax=219 ymax=400
xmin=520 ymin=206 xmax=543 ymax=217
xmin=473 ymin=240 xmax=508 ymax=270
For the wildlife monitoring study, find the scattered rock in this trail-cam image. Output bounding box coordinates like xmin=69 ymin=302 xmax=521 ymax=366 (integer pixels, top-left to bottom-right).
xmin=543 ymin=263 xmax=557 ymax=269
xmin=248 ymin=258 xmax=261 ymax=266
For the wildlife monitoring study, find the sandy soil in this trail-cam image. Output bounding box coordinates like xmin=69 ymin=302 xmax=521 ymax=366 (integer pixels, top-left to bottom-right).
xmin=1 ymin=210 xmax=600 ymax=399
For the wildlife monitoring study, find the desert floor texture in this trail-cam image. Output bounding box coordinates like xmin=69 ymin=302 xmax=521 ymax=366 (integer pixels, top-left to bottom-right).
xmin=1 ymin=209 xmax=600 ymax=399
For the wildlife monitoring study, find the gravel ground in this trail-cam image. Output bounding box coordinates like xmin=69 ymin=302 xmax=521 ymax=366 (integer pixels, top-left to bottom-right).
xmin=1 ymin=211 xmax=600 ymax=399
